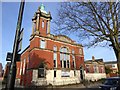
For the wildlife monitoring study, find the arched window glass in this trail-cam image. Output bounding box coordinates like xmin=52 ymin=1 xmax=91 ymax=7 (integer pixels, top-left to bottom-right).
xmin=72 ymin=50 xmax=74 ymax=54
xmin=40 ymin=40 xmax=46 ymax=49
xmin=79 ymin=48 xmax=82 ymax=55
xmin=33 ymin=22 xmax=36 ymax=32
xmin=72 ymin=49 xmax=76 ymax=69
xmin=60 ymin=47 xmax=70 ymax=68
xmin=53 ymin=46 xmax=57 ymax=51
xmin=53 ymin=53 xmax=57 ymax=68
xmin=42 ymin=20 xmax=44 ymax=28
xmin=86 ymin=65 xmax=90 ymax=73
xmin=94 ymin=65 xmax=98 ymax=73
xmin=53 ymin=46 xmax=57 ymax=68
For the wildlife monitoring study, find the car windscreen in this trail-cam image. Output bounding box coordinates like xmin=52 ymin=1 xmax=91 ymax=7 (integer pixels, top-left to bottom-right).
xmin=104 ymin=79 xmax=118 ymax=85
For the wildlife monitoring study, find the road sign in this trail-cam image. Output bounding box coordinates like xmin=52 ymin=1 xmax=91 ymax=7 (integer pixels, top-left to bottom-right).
xmin=6 ymin=52 xmax=12 ymax=61
xmin=6 ymin=52 xmax=21 ymax=61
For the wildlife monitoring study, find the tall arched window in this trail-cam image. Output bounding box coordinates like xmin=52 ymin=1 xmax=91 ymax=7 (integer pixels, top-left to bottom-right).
xmin=33 ymin=22 xmax=36 ymax=33
xmin=53 ymin=46 xmax=57 ymax=68
xmin=42 ymin=20 xmax=44 ymax=28
xmin=94 ymin=65 xmax=98 ymax=73
xmin=72 ymin=50 xmax=76 ymax=69
xmin=53 ymin=46 xmax=57 ymax=51
xmin=60 ymin=47 xmax=70 ymax=68
xmin=72 ymin=49 xmax=76 ymax=76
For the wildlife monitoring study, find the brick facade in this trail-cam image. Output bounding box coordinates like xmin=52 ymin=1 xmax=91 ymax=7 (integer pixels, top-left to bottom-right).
xmin=85 ymin=56 xmax=106 ymax=81
xmin=15 ymin=4 xmax=85 ymax=86
xmin=0 ymin=63 xmax=3 ymax=77
xmin=105 ymin=61 xmax=118 ymax=77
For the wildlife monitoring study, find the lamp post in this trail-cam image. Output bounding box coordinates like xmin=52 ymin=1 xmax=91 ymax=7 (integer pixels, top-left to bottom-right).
xmin=6 ymin=0 xmax=25 ymax=90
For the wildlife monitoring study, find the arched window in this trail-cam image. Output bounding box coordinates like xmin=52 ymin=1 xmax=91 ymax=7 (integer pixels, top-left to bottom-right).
xmin=53 ymin=46 xmax=57 ymax=68
xmin=60 ymin=47 xmax=70 ymax=68
xmin=42 ymin=20 xmax=44 ymax=28
xmin=72 ymin=55 xmax=75 ymax=68
xmin=38 ymin=62 xmax=45 ymax=78
xmin=86 ymin=65 xmax=90 ymax=73
xmin=72 ymin=50 xmax=76 ymax=69
xmin=94 ymin=65 xmax=98 ymax=73
xmin=46 ymin=21 xmax=48 ymax=33
xmin=72 ymin=49 xmax=76 ymax=76
xmin=40 ymin=40 xmax=46 ymax=49
xmin=72 ymin=50 xmax=74 ymax=54
xmin=79 ymin=48 xmax=82 ymax=55
xmin=53 ymin=46 xmax=57 ymax=51
xmin=33 ymin=22 xmax=36 ymax=32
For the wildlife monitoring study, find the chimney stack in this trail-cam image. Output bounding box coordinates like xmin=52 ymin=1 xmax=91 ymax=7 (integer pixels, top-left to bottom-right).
xmin=92 ymin=56 xmax=95 ymax=61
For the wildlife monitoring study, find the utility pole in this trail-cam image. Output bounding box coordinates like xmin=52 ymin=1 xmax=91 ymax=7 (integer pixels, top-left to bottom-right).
xmin=6 ymin=0 xmax=25 ymax=90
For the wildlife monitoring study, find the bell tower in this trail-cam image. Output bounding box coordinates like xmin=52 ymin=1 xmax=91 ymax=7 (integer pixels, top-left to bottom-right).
xmin=31 ymin=4 xmax=52 ymax=37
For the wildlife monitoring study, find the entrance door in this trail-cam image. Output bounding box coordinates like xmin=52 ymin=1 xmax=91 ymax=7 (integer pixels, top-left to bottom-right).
xmin=80 ymin=66 xmax=83 ymax=80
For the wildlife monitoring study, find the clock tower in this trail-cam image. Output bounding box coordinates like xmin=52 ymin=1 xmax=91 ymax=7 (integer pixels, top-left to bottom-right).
xmin=31 ymin=4 xmax=52 ymax=37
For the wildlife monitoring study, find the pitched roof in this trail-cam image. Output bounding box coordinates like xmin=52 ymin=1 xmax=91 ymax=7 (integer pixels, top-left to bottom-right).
xmin=85 ymin=59 xmax=104 ymax=64
xmin=104 ymin=61 xmax=117 ymax=64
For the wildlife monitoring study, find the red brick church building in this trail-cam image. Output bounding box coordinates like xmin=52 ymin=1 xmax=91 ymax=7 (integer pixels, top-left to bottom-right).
xmin=15 ymin=4 xmax=85 ymax=86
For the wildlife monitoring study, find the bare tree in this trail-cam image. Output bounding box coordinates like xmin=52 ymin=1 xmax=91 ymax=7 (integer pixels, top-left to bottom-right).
xmin=54 ymin=2 xmax=120 ymax=76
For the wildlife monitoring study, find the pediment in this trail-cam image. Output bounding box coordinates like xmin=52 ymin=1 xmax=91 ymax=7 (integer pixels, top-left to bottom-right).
xmin=56 ymin=35 xmax=74 ymax=43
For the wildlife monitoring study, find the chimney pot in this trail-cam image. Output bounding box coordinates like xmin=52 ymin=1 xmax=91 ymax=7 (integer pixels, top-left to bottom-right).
xmin=92 ymin=56 xmax=95 ymax=61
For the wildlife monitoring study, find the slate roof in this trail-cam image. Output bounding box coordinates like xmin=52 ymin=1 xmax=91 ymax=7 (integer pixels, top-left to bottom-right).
xmin=104 ymin=61 xmax=117 ymax=64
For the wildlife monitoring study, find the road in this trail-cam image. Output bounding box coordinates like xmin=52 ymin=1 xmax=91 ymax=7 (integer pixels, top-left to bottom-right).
xmin=1 ymin=82 xmax=101 ymax=90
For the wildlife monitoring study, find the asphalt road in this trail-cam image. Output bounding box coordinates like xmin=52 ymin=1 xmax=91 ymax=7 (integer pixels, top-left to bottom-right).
xmin=1 ymin=82 xmax=101 ymax=90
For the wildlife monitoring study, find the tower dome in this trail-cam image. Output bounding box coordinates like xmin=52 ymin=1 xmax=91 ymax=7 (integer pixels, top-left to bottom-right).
xmin=40 ymin=4 xmax=47 ymax=14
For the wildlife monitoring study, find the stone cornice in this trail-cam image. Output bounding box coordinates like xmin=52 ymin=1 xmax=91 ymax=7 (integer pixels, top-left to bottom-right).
xmin=32 ymin=10 xmax=52 ymax=21
xmin=30 ymin=34 xmax=83 ymax=48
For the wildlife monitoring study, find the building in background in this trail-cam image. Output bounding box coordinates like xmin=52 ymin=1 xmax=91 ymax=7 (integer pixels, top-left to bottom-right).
xmin=84 ymin=56 xmax=106 ymax=81
xmin=104 ymin=61 xmax=118 ymax=77
xmin=0 ymin=63 xmax=3 ymax=78
xmin=2 ymin=62 xmax=10 ymax=85
xmin=15 ymin=4 xmax=85 ymax=86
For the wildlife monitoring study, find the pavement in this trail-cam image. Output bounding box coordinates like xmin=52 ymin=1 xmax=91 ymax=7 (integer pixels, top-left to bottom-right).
xmin=1 ymin=81 xmax=102 ymax=90
xmin=54 ymin=82 xmax=101 ymax=88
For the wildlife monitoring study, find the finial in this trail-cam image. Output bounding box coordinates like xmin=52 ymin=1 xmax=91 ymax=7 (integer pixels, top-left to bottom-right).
xmin=40 ymin=3 xmax=45 ymax=11
xmin=39 ymin=3 xmax=47 ymax=14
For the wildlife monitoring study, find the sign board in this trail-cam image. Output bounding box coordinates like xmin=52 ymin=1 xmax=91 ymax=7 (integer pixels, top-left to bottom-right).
xmin=6 ymin=52 xmax=13 ymax=61
xmin=61 ymin=71 xmax=70 ymax=77
xmin=6 ymin=52 xmax=21 ymax=61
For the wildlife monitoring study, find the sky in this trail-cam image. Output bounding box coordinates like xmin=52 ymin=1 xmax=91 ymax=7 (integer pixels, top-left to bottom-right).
xmin=0 ymin=2 xmax=116 ymax=68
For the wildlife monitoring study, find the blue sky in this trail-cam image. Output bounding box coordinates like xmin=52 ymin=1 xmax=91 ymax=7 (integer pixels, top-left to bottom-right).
xmin=1 ymin=2 xmax=116 ymax=68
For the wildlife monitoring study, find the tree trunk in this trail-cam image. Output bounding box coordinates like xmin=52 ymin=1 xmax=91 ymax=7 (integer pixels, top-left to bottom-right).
xmin=113 ymin=46 xmax=120 ymax=76
xmin=115 ymin=51 xmax=120 ymax=90
xmin=116 ymin=51 xmax=120 ymax=76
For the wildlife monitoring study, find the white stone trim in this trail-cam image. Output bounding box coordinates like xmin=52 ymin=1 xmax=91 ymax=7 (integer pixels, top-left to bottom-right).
xmin=85 ymin=73 xmax=106 ymax=81
xmin=35 ymin=36 xmax=82 ymax=48
xmin=20 ymin=61 xmax=22 ymax=75
xmin=32 ymin=69 xmax=82 ymax=86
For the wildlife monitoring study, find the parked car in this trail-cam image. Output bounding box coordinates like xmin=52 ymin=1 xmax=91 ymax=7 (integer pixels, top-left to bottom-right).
xmin=99 ymin=77 xmax=120 ymax=90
